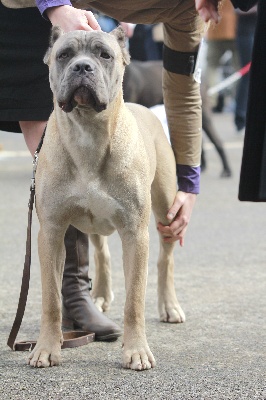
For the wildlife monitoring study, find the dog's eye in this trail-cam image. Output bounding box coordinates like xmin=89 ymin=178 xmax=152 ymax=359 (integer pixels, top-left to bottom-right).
xmin=58 ymin=52 xmax=69 ymax=60
xmin=100 ymin=51 xmax=111 ymax=60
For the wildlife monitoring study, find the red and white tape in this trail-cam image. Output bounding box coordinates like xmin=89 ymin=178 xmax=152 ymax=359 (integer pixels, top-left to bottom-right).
xmin=207 ymin=62 xmax=251 ymax=96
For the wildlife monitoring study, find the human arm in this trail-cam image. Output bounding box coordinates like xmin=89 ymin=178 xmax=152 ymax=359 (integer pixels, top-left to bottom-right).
xmin=36 ymin=1 xmax=101 ymax=31
xmin=164 ymin=1 xmax=222 ymax=245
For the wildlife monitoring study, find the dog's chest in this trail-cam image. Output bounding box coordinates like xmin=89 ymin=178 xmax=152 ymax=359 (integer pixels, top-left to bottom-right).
xmin=86 ymin=178 xmax=121 ymax=214
xmin=71 ymin=176 xmax=126 ymax=235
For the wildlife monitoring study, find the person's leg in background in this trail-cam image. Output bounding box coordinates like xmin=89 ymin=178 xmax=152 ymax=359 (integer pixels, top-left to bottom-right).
xmin=205 ymin=39 xmax=226 ymax=111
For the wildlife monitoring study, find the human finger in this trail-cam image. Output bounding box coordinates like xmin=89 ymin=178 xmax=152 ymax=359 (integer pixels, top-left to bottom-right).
xmin=83 ymin=10 xmax=102 ymax=31
xmin=195 ymin=0 xmax=221 ymax=23
xmin=198 ymin=7 xmax=220 ymax=23
xmin=161 ymin=225 xmax=187 ymax=245
xmin=166 ymin=192 xmax=185 ymax=221
xmin=157 ymin=216 xmax=187 ymax=239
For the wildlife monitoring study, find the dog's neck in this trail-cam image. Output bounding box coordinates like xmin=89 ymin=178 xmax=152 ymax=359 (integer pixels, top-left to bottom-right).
xmin=55 ymin=89 xmax=124 ymax=134
xmin=51 ymin=90 xmax=128 ymax=168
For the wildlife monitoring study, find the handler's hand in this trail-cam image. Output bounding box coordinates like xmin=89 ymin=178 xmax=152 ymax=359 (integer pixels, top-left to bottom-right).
xmin=46 ymin=5 xmax=101 ymax=32
xmin=157 ymin=191 xmax=197 ymax=246
xmin=195 ymin=0 xmax=222 ymax=23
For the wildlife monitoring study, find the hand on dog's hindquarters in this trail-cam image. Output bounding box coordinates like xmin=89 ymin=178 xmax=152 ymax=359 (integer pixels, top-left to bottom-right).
xmin=46 ymin=5 xmax=101 ymax=32
xmin=157 ymin=191 xmax=197 ymax=246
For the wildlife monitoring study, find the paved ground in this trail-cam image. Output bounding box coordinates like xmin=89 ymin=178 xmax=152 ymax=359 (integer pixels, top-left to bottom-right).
xmin=0 ymin=112 xmax=265 ymax=399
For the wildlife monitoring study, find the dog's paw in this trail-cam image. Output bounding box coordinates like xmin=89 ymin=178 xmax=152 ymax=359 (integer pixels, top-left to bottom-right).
xmin=123 ymin=346 xmax=156 ymax=371
xmin=159 ymin=303 xmax=186 ymax=323
xmin=93 ymin=296 xmax=105 ymax=312
xmin=28 ymin=341 xmax=62 ymax=368
xmin=92 ymin=291 xmax=114 ymax=312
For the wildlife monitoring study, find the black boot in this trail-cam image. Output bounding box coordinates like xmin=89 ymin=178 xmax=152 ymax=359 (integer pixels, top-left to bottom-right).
xmin=62 ymin=225 xmax=122 ymax=341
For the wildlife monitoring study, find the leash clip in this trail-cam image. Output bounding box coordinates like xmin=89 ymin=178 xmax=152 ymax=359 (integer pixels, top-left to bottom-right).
xmin=31 ymin=151 xmax=39 ymax=190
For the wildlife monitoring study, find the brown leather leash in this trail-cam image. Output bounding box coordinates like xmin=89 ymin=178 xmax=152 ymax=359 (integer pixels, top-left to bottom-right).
xmin=7 ymin=130 xmax=95 ymax=351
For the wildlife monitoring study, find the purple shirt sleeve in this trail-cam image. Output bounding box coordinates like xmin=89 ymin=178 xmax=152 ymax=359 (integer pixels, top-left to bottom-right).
xmin=36 ymin=0 xmax=72 ymax=16
xmin=176 ymin=164 xmax=200 ymax=194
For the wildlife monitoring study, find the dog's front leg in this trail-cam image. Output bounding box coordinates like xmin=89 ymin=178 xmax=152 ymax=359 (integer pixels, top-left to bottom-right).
xmin=120 ymin=228 xmax=156 ymax=371
xmin=28 ymin=226 xmax=65 ymax=368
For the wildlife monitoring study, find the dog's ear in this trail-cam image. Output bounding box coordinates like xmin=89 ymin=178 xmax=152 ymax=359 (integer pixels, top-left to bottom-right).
xmin=44 ymin=26 xmax=65 ymax=65
xmin=49 ymin=26 xmax=65 ymax=46
xmin=110 ymin=26 xmax=130 ymax=66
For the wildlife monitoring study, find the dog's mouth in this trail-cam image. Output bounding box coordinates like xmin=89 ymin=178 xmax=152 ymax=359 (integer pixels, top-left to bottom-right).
xmin=58 ymin=86 xmax=107 ymax=113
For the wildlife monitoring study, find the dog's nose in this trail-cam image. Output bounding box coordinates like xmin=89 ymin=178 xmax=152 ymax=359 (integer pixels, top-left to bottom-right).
xmin=73 ymin=62 xmax=93 ymax=74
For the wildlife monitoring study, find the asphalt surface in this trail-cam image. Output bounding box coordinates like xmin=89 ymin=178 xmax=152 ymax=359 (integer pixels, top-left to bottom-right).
xmin=0 ymin=112 xmax=265 ymax=399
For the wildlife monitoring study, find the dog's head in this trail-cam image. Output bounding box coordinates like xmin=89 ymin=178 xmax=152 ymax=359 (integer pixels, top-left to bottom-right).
xmin=44 ymin=26 xmax=130 ymax=113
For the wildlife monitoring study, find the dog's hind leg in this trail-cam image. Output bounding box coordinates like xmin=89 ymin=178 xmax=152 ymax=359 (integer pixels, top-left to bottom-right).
xmin=156 ymin=237 xmax=185 ymax=323
xmin=151 ymin=140 xmax=185 ymax=323
xmin=89 ymin=234 xmax=114 ymax=312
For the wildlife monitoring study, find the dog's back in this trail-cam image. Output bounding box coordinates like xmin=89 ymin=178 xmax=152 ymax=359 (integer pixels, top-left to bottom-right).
xmin=123 ymin=60 xmax=163 ymax=108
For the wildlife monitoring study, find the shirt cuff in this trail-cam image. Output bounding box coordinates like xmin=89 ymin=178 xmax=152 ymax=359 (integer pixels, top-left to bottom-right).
xmin=176 ymin=164 xmax=200 ymax=194
xmin=36 ymin=0 xmax=72 ymax=17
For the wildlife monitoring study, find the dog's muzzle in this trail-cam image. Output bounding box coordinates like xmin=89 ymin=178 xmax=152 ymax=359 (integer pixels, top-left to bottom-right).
xmin=58 ymin=61 xmax=107 ymax=113
xmin=72 ymin=61 xmax=94 ymax=75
